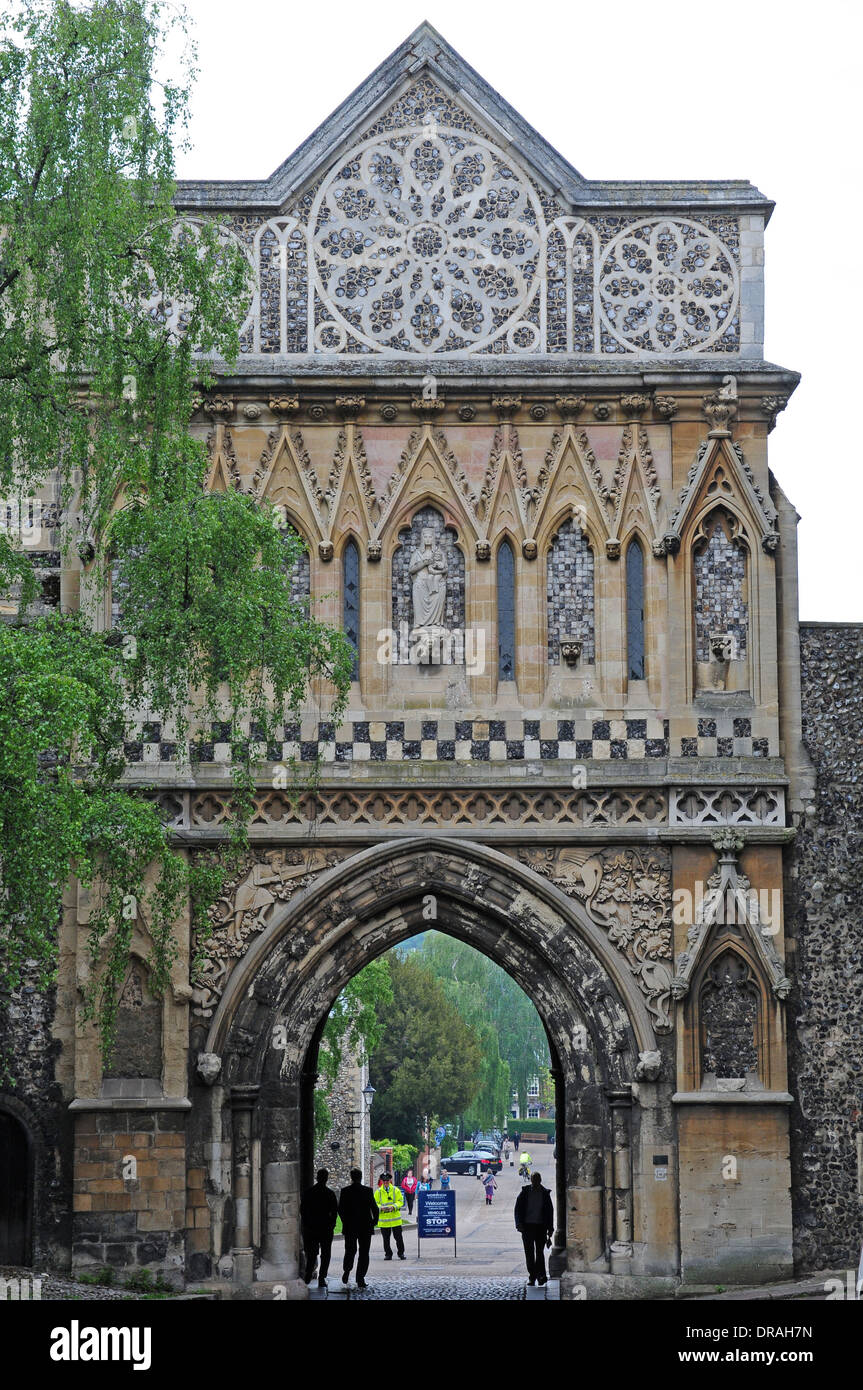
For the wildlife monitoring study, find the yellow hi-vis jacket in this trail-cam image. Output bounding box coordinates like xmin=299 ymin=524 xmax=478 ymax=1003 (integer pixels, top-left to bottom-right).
xmin=374 ymin=1183 xmax=404 ymax=1228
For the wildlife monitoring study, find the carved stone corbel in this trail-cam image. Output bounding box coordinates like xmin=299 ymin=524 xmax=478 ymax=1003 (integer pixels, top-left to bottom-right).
xmin=620 ymin=393 xmax=650 ymax=418
xmin=493 ymin=395 xmax=522 ymax=419
xmin=197 ymin=1052 xmax=222 ymax=1086
xmin=702 ymin=377 xmax=737 ymax=437
xmin=555 ymin=395 xmax=585 ymax=420
xmin=635 ymin=1050 xmax=662 ymax=1081
xmin=411 ymin=395 xmax=446 ymax=416
xmin=759 ymin=395 xmax=788 ymax=432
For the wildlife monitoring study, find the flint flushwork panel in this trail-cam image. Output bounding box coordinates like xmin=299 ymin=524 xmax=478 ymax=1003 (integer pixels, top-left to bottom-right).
xmin=547 ymin=519 xmax=595 ymax=665
xmin=694 ymin=519 xmax=748 ymax=661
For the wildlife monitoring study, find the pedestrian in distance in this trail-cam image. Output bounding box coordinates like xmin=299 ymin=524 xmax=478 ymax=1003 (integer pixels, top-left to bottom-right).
xmin=482 ymin=1170 xmax=497 ymax=1206
xmin=300 ymin=1167 xmax=338 ymax=1288
xmin=439 ymin=1169 xmax=451 ymax=1191
xmin=514 ymin=1171 xmax=554 ymax=1287
xmin=374 ymin=1171 xmax=407 ymax=1260
xmin=338 ymin=1168 xmax=379 ymax=1290
xmin=401 ymin=1167 xmax=418 ymax=1216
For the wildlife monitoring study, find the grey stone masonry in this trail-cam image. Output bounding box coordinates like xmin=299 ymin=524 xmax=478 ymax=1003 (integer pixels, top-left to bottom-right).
xmin=787 ymin=623 xmax=863 ymax=1273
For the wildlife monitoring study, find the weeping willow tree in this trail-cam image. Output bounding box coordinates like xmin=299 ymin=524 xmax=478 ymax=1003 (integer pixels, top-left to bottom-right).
xmin=418 ymin=933 xmax=550 ymax=1123
xmin=0 ymin=0 xmax=352 ymax=1060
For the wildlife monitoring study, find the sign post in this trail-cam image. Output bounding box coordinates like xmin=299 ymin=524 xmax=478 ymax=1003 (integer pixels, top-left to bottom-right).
xmin=417 ymin=1189 xmax=457 ymax=1260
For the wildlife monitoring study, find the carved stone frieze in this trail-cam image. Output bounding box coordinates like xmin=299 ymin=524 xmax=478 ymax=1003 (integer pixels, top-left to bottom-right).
xmin=670 ymin=786 xmax=785 ymax=826
xmin=187 ymin=784 xmax=669 ymax=834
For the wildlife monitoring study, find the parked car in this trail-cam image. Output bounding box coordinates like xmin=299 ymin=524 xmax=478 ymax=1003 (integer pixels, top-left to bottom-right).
xmin=441 ymin=1149 xmax=502 ymax=1176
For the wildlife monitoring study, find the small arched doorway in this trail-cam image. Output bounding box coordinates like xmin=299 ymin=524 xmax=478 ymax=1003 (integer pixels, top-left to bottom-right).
xmin=0 ymin=1109 xmax=32 ymax=1265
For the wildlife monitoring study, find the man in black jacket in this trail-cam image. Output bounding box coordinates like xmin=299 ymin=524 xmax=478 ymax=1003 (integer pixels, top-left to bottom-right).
xmin=300 ymin=1168 xmax=339 ymax=1288
xmin=514 ymin=1170 xmax=555 ymax=1286
xmin=338 ymin=1168 xmax=379 ymax=1289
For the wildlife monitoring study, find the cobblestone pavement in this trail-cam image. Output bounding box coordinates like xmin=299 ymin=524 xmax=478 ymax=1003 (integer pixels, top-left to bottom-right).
xmin=344 ymin=1275 xmax=528 ymax=1300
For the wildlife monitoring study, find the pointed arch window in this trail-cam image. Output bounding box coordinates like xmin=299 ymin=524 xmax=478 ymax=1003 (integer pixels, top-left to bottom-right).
xmin=497 ymin=539 xmax=516 ymax=682
xmin=343 ymin=539 xmax=360 ymax=680
xmin=626 ymin=538 xmax=645 ymax=681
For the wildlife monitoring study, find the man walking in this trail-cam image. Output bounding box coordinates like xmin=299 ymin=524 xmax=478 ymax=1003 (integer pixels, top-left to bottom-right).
xmin=514 ymin=1171 xmax=554 ymax=1287
xmin=300 ymin=1167 xmax=338 ymax=1288
xmin=338 ymin=1168 xmax=379 ymax=1290
xmin=374 ymin=1170 xmax=407 ymax=1260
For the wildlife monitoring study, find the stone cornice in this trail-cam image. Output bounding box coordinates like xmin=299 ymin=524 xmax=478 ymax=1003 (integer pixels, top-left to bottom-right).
xmin=191 ymin=358 xmax=801 ymax=389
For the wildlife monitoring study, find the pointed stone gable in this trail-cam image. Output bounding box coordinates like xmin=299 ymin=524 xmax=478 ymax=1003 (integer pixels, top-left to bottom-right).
xmin=176 ymin=24 xmax=770 ymax=364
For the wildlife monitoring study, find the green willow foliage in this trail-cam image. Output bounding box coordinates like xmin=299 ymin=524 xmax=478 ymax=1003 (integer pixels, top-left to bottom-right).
xmin=417 ymin=933 xmax=550 ymax=1122
xmin=0 ymin=1 xmax=352 ymax=1060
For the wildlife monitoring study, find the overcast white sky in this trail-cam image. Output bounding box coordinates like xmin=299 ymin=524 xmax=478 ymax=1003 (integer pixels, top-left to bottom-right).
xmin=172 ymin=0 xmax=861 ymax=622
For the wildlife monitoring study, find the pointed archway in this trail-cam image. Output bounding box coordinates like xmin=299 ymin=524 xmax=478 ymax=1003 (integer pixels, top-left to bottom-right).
xmin=199 ymin=838 xmax=677 ymax=1297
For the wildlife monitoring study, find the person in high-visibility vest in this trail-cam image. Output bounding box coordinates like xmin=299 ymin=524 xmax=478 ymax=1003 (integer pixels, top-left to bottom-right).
xmin=519 ymin=1151 xmax=532 ymax=1179
xmin=374 ymin=1172 xmax=406 ymax=1260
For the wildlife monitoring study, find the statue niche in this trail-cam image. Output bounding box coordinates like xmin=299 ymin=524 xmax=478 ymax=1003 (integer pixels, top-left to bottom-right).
xmin=700 ymin=951 xmax=760 ymax=1085
xmin=692 ymin=510 xmax=750 ymax=694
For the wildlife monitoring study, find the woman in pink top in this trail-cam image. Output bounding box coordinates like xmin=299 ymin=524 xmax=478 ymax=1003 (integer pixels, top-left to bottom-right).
xmin=401 ymin=1168 xmax=418 ymax=1216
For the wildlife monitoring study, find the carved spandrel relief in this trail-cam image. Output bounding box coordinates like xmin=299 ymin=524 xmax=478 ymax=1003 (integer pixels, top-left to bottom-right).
xmin=191 ymin=848 xmax=348 ymax=1018
xmin=516 ymin=846 xmax=674 ymax=1032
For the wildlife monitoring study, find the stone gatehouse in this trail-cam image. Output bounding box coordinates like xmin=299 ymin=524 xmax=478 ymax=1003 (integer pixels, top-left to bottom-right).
xmin=1 ymin=23 xmax=860 ymax=1299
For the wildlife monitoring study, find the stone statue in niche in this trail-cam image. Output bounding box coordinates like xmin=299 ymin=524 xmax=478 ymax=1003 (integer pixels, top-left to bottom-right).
xmin=410 ymin=527 xmax=447 ymax=629
xmin=409 ymin=525 xmax=448 ymax=662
